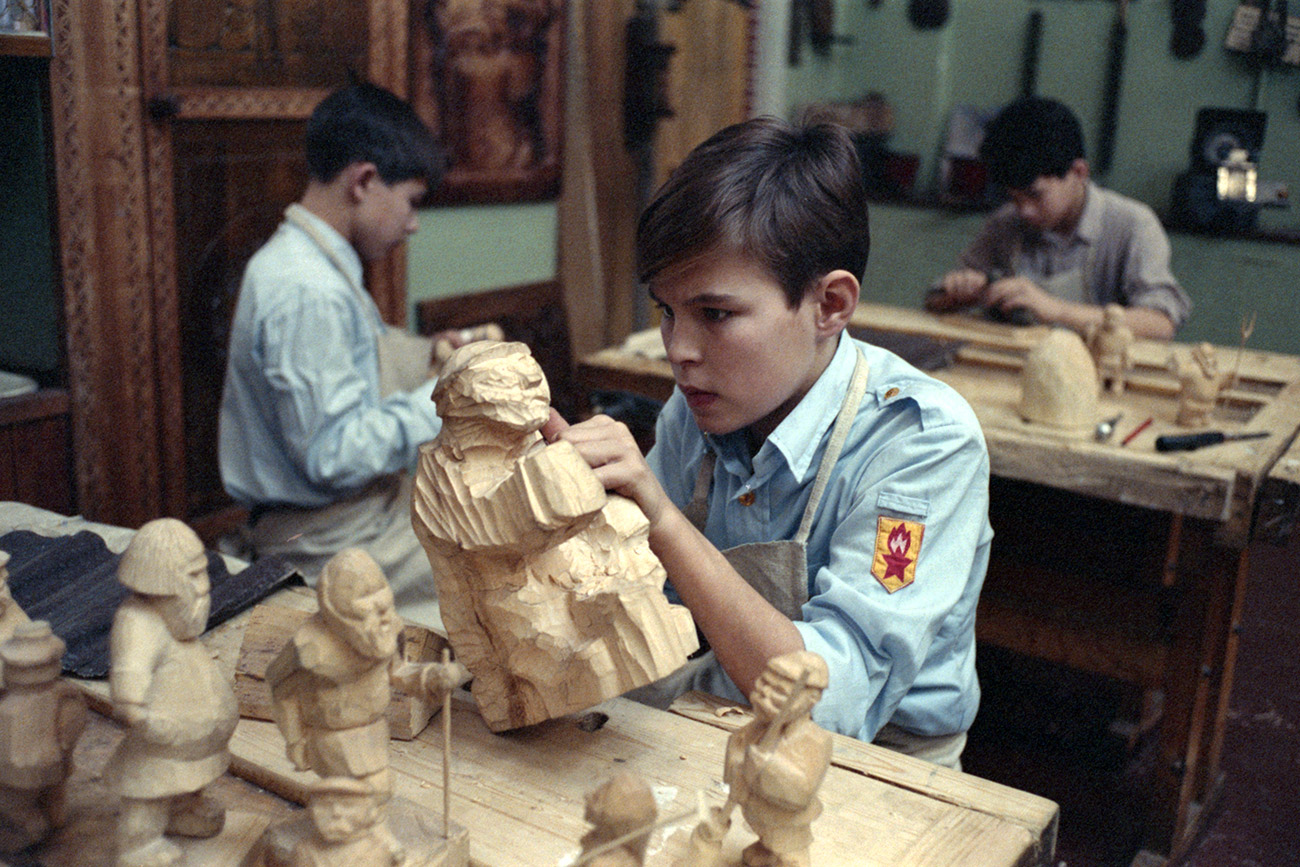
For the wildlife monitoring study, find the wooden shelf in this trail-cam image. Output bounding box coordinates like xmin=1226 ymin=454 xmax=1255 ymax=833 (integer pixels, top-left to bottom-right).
xmin=0 ymin=31 xmax=51 ymax=58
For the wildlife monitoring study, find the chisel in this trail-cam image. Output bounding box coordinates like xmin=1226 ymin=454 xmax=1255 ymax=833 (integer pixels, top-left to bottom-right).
xmin=1155 ymin=431 xmax=1270 ymax=452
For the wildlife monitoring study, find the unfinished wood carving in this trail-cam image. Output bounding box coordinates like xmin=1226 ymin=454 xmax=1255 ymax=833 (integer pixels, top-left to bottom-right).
xmin=106 ymin=518 xmax=239 ymax=867
xmin=0 ymin=621 xmax=88 ymax=852
xmin=1171 ymin=342 xmax=1228 ymax=428
xmin=1086 ymin=303 xmax=1134 ymax=395
xmin=684 ymin=651 xmax=832 ymax=867
xmin=0 ymin=550 xmax=32 ymax=688
xmin=1018 ymin=328 xmax=1100 ymax=431
xmin=289 ymin=777 xmax=398 ymax=867
xmin=578 ymin=772 xmax=658 ymax=867
xmin=411 ymin=341 xmax=698 ymax=732
xmin=260 ymin=548 xmax=469 ymax=867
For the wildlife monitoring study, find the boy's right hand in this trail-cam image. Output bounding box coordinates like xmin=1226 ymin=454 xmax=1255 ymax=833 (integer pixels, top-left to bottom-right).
xmin=543 ymin=410 xmax=673 ymax=532
xmin=925 ymin=268 xmax=988 ymax=311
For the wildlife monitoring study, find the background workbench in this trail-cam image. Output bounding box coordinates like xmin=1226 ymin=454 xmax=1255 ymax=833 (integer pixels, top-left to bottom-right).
xmin=0 ymin=502 xmax=1058 ymax=867
xmin=575 ymin=303 xmax=1300 ymax=861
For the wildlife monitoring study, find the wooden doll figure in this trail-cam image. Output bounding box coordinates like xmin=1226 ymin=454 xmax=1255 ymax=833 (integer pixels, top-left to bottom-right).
xmin=0 ymin=621 xmax=88 ymax=852
xmin=0 ymin=550 xmax=33 ymax=688
xmin=724 ymin=651 xmax=832 ymax=867
xmin=578 ymin=772 xmax=658 ymax=867
xmin=289 ymin=778 xmax=398 ymax=867
xmin=1086 ymin=303 xmax=1134 ymax=395
xmin=412 ymin=341 xmax=696 ymax=732
xmin=265 ymin=548 xmax=468 ymax=862
xmin=106 ymin=518 xmax=239 ymax=867
xmin=1172 ymin=342 xmax=1228 ymax=427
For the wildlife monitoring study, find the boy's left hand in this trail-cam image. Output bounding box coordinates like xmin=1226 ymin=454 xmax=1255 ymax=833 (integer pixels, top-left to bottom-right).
xmin=984 ymin=276 xmax=1065 ymax=324
xmin=542 ymin=409 xmax=673 ymax=530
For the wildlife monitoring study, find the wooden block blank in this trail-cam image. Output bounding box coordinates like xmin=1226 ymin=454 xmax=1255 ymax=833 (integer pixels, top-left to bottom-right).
xmin=235 ymin=600 xmax=451 ymax=741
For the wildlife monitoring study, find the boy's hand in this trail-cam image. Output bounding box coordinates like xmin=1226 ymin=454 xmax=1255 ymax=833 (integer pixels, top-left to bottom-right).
xmin=544 ymin=411 xmax=672 ymax=529
xmin=925 ymin=268 xmax=987 ymax=311
xmin=984 ymin=276 xmax=1065 ymax=323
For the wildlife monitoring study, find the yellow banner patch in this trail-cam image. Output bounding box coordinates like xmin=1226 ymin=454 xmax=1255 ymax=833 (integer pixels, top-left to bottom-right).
xmin=871 ymin=516 xmax=924 ymax=593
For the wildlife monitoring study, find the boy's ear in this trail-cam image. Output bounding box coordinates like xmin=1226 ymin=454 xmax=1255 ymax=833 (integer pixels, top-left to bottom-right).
xmin=344 ymin=162 xmax=381 ymax=202
xmin=813 ymin=269 xmax=860 ymax=336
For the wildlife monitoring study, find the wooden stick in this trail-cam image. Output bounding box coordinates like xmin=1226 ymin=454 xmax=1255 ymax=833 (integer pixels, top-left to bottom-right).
xmin=442 ymin=646 xmax=451 ymax=839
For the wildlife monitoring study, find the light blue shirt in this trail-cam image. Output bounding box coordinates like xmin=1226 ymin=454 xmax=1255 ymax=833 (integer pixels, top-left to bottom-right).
xmin=647 ymin=335 xmax=992 ymax=741
xmin=219 ymin=208 xmax=442 ymax=508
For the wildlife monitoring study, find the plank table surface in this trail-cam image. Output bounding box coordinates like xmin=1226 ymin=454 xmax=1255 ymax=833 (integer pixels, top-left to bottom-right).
xmin=0 ymin=502 xmax=1058 ymax=867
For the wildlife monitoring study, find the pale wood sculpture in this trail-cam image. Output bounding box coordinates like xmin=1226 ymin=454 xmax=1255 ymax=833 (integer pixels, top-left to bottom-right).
xmin=1086 ymin=303 xmax=1134 ymax=395
xmin=260 ymin=547 xmax=469 ymax=867
xmin=411 ymin=341 xmax=698 ymax=732
xmin=577 ymin=771 xmax=658 ymax=867
xmin=1171 ymin=342 xmax=1229 ymax=427
xmin=431 ymin=322 xmax=506 ymax=374
xmin=106 ymin=517 xmax=239 ymax=867
xmin=682 ymin=651 xmax=833 ymax=867
xmin=0 ymin=550 xmax=33 ymax=688
xmin=235 ymin=600 xmax=450 ymax=741
xmin=1018 ymin=328 xmax=1100 ymax=431
xmin=289 ymin=777 xmax=398 ymax=867
xmin=0 ymin=620 xmax=88 ymax=852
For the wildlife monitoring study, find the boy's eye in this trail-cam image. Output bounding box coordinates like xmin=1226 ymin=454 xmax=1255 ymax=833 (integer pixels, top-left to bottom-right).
xmin=702 ymin=308 xmax=731 ymax=323
xmin=654 ymin=300 xmax=674 ymax=319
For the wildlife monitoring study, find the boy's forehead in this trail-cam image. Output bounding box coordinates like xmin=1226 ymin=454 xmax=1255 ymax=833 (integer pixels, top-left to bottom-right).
xmin=649 ymin=250 xmax=783 ymax=302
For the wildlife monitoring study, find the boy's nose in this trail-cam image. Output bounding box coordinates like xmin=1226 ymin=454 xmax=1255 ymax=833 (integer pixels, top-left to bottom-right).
xmin=663 ymin=321 xmax=702 ymax=365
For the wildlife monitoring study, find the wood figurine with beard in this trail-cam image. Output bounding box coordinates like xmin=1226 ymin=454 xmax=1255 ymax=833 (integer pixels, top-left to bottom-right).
xmin=107 ymin=518 xmax=238 ymax=867
xmin=411 ymin=341 xmax=697 ymax=732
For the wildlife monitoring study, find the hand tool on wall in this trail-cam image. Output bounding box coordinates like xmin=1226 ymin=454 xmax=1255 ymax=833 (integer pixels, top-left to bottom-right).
xmin=1155 ymin=431 xmax=1270 ymax=451
xmin=908 ymin=0 xmax=950 ymax=30
xmin=1171 ymin=0 xmax=1208 ymax=58
xmin=1021 ymin=9 xmax=1045 ymax=97
xmin=1096 ymin=0 xmax=1130 ymax=176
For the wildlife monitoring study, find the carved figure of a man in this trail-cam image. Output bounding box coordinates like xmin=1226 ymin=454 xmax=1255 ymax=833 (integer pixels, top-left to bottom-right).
xmin=1172 ymin=341 xmax=1228 ymax=427
xmin=724 ymin=651 xmax=832 ymax=867
xmin=265 ymin=546 xmax=467 ymax=861
xmin=1086 ymin=302 xmax=1134 ymax=395
xmin=411 ymin=341 xmax=696 ymax=731
xmin=0 ymin=621 xmax=88 ymax=851
xmin=578 ymin=771 xmax=657 ymax=867
xmin=0 ymin=550 xmax=33 ymax=688
xmin=290 ymin=777 xmax=398 ymax=867
xmin=106 ymin=518 xmax=238 ymax=867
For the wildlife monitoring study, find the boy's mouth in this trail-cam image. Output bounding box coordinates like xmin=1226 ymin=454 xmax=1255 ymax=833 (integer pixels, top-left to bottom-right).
xmin=680 ymin=385 xmax=718 ymax=411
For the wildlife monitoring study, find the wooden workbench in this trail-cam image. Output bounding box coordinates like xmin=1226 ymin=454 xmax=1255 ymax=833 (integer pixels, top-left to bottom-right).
xmin=575 ymin=303 xmax=1300 ymax=861
xmin=1 ymin=502 xmax=1057 ymax=867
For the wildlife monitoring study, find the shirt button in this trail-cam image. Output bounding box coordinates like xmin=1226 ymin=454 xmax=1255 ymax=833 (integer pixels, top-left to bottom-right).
xmin=737 ymin=491 xmax=756 ymax=507
xmin=885 ymin=387 xmax=900 ymax=399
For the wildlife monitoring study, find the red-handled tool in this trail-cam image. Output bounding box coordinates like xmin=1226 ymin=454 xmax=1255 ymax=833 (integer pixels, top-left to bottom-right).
xmin=1155 ymin=431 xmax=1270 ymax=452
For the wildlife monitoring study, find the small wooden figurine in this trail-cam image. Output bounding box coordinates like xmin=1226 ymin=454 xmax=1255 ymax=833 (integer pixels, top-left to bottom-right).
xmin=0 ymin=621 xmax=88 ymax=852
xmin=106 ymin=518 xmax=239 ymax=867
xmin=411 ymin=341 xmax=697 ymax=732
xmin=261 ymin=547 xmax=469 ymax=867
xmin=289 ymin=777 xmax=396 ymax=867
xmin=1018 ymin=328 xmax=1100 ymax=431
xmin=1086 ymin=303 xmax=1134 ymax=395
xmin=1171 ymin=342 xmax=1229 ymax=428
xmin=0 ymin=550 xmax=33 ymax=687
xmin=684 ymin=651 xmax=833 ymax=867
xmin=577 ymin=772 xmax=658 ymax=867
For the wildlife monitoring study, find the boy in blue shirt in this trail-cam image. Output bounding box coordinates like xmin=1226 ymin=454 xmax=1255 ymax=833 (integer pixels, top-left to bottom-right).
xmin=219 ymin=83 xmax=448 ymax=628
xmin=547 ymin=117 xmax=992 ymax=768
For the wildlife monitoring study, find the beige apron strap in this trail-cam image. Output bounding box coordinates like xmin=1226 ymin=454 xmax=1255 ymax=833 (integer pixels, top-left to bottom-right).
xmin=794 ymin=347 xmax=870 ymax=543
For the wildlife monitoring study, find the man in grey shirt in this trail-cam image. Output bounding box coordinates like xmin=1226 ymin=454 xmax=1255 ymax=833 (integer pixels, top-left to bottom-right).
xmin=927 ymin=97 xmax=1190 ymax=340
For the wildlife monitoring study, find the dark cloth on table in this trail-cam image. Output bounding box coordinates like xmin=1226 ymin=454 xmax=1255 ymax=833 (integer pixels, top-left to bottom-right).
xmin=0 ymin=529 xmax=299 ymax=678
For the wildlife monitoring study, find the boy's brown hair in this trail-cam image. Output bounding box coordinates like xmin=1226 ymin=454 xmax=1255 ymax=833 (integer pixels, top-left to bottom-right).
xmin=636 ymin=116 xmax=869 ymax=307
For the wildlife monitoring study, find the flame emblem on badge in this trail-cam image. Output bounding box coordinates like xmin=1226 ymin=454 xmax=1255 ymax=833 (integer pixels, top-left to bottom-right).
xmin=882 ymin=524 xmax=913 ymax=581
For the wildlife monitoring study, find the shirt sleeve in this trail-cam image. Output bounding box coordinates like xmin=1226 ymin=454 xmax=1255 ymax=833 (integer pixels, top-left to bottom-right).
xmin=796 ymin=402 xmax=991 ymax=741
xmin=1116 ymin=207 xmax=1192 ymax=330
xmin=260 ymin=296 xmax=442 ymax=492
xmin=957 ymin=206 xmax=1020 ymax=276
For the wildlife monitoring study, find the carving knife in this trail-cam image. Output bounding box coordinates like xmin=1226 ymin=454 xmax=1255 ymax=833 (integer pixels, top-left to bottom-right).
xmin=1155 ymin=431 xmax=1270 ymax=452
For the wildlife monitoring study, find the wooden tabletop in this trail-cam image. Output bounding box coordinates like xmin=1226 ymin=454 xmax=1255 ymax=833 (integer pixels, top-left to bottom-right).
xmin=577 ymin=303 xmax=1300 ymax=547
xmin=2 ymin=503 xmax=1058 ymax=867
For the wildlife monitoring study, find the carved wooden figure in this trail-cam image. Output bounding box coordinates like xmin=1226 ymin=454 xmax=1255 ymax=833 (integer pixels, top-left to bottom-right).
xmin=106 ymin=518 xmax=239 ymax=867
xmin=1018 ymin=328 xmax=1100 ymax=431
xmin=0 ymin=550 xmax=33 ymax=688
xmin=577 ymin=772 xmax=658 ymax=867
xmin=411 ymin=341 xmax=697 ymax=732
xmin=685 ymin=651 xmax=832 ymax=867
xmin=0 ymin=621 xmax=88 ymax=852
xmin=263 ymin=548 xmax=469 ymax=866
xmin=1086 ymin=303 xmax=1134 ymax=395
xmin=1172 ymin=342 xmax=1229 ymax=428
xmin=289 ymin=777 xmax=398 ymax=867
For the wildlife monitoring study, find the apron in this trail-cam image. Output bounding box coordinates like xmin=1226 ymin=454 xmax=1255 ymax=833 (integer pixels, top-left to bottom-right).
xmin=1015 ymin=235 xmax=1097 ymax=307
xmin=624 ymin=348 xmax=869 ymax=707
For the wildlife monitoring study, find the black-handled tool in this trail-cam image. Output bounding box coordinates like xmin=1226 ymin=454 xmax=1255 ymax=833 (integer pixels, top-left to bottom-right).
xmin=1155 ymin=431 xmax=1270 ymax=452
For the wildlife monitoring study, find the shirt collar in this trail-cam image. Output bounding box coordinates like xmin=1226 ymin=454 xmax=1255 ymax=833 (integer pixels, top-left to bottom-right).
xmin=284 ymin=203 xmax=365 ymax=293
xmin=1069 ymin=181 xmax=1103 ymax=246
xmin=708 ymin=333 xmax=857 ymax=485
